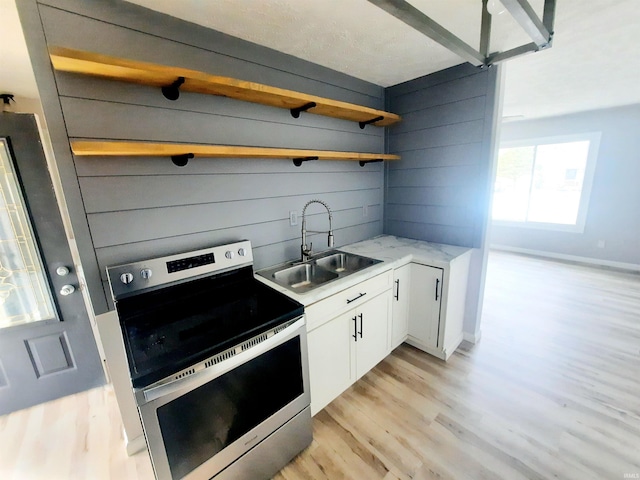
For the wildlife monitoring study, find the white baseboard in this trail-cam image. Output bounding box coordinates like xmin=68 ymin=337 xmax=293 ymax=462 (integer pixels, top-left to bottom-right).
xmin=491 ymin=245 xmax=640 ymax=273
xmin=463 ymin=330 xmax=481 ymax=344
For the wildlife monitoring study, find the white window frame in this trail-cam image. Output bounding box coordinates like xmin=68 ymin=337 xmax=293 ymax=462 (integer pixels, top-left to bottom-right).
xmin=492 ymin=132 xmax=601 ymax=233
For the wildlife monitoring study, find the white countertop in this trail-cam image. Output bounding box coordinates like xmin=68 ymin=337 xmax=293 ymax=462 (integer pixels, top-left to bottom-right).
xmin=339 ymin=235 xmax=472 ymax=268
xmin=255 ymin=235 xmax=473 ymax=307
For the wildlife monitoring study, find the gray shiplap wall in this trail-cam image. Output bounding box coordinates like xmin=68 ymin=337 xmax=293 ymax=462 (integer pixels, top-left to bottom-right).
xmin=25 ymin=0 xmax=388 ymax=314
xmin=384 ymin=64 xmax=501 ymax=337
xmin=385 ymin=63 xmax=496 ymax=248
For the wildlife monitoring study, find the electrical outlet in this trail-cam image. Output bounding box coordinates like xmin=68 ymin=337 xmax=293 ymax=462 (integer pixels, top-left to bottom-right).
xmin=363 ymin=205 xmax=368 ymax=217
xmin=289 ymin=211 xmax=297 ymax=226
xmin=597 ymin=240 xmax=606 ymax=249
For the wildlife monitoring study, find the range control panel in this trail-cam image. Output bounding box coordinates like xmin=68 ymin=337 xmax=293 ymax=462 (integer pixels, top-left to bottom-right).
xmin=107 ymin=240 xmax=253 ymax=299
xmin=167 ymin=253 xmax=216 ymax=273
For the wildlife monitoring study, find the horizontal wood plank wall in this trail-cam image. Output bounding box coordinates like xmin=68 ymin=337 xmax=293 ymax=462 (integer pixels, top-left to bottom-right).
xmin=34 ymin=0 xmax=386 ymax=314
xmin=384 ymin=64 xmax=494 ymax=248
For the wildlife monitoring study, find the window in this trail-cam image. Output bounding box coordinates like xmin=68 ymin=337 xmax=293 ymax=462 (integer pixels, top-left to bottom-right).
xmin=491 ymin=133 xmax=600 ymax=232
xmin=0 ymin=139 xmax=56 ymax=328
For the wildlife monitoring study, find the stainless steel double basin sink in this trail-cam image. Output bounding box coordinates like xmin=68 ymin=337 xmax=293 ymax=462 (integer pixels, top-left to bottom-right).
xmin=257 ymin=250 xmax=382 ymax=293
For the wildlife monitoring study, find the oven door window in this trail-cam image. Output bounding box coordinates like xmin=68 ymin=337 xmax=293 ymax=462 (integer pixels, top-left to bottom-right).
xmin=156 ymin=336 xmax=304 ymax=479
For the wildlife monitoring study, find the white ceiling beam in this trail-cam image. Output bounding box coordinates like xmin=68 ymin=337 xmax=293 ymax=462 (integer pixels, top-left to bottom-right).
xmin=480 ymin=0 xmax=492 ymax=57
xmin=542 ymin=0 xmax=557 ymax=36
xmin=500 ymin=0 xmax=553 ymax=47
xmin=366 ymin=0 xmax=485 ymax=66
xmin=487 ymin=42 xmax=538 ymax=64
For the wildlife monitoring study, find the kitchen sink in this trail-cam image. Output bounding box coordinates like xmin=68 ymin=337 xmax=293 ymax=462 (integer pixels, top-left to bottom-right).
xmin=257 ymin=250 xmax=382 ymax=293
xmin=314 ymin=252 xmax=379 ymax=274
xmin=271 ymin=263 xmax=339 ymax=292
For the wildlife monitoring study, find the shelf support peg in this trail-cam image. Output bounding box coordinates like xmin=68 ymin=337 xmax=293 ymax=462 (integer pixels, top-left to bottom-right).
xmin=171 ymin=153 xmax=194 ymax=167
xmin=359 ymin=116 xmax=384 ymax=129
xmin=290 ymin=102 xmax=316 ymax=119
xmin=293 ymin=156 xmax=319 ymax=167
xmin=162 ymin=77 xmax=185 ymax=101
xmin=359 ymin=159 xmax=383 ymax=167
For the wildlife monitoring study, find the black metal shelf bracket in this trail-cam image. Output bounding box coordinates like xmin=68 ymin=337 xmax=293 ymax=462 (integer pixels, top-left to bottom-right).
xmin=162 ymin=77 xmax=186 ymax=101
xmin=290 ymin=102 xmax=316 ymax=118
xmin=293 ymin=156 xmax=319 ymax=167
xmin=359 ymin=159 xmax=383 ymax=167
xmin=359 ymin=116 xmax=384 ymax=129
xmin=171 ymin=153 xmax=194 ymax=167
xmin=0 ymin=93 xmax=15 ymax=106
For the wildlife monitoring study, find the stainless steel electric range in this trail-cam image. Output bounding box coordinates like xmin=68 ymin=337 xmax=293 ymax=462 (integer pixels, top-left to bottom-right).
xmin=107 ymin=240 xmax=312 ymax=480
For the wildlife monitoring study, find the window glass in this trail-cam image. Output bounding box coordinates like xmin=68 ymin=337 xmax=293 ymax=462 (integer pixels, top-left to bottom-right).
xmin=492 ymin=146 xmax=534 ymax=222
xmin=0 ymin=139 xmax=56 ymax=328
xmin=527 ymin=141 xmax=590 ymax=224
xmin=491 ymin=135 xmax=597 ymax=231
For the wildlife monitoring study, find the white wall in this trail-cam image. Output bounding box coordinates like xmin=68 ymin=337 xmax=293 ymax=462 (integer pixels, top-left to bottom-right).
xmin=491 ymin=104 xmax=640 ymax=269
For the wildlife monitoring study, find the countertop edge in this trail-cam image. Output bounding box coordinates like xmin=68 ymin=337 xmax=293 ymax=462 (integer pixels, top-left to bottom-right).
xmin=254 ymin=235 xmax=474 ymax=307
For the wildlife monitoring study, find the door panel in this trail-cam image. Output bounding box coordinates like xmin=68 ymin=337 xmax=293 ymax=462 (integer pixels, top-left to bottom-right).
xmin=307 ymin=312 xmax=353 ymax=416
xmin=355 ymin=292 xmax=389 ymax=379
xmin=408 ymin=264 xmax=443 ymax=349
xmin=0 ymin=113 xmax=104 ymax=415
xmin=391 ymin=264 xmax=411 ymax=348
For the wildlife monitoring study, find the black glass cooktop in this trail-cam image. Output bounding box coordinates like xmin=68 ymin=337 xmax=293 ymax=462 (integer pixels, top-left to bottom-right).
xmin=115 ymin=266 xmax=303 ymax=388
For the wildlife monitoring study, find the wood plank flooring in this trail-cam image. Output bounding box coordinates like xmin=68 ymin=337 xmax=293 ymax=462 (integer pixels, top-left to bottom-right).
xmin=1 ymin=251 xmax=639 ymax=479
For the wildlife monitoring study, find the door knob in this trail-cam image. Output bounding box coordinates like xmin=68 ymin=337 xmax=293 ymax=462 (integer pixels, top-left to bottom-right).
xmin=60 ymin=284 xmax=76 ymax=296
xmin=56 ymin=266 xmax=70 ymax=276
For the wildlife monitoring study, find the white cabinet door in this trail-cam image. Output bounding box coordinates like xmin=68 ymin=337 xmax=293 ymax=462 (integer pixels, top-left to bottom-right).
xmin=355 ymin=292 xmax=390 ymax=379
xmin=307 ymin=311 xmax=355 ymax=415
xmin=391 ymin=264 xmax=411 ymax=349
xmin=408 ymin=264 xmax=443 ymax=350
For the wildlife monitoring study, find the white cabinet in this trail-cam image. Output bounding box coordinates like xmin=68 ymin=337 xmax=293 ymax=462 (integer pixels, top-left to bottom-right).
xmin=391 ymin=264 xmax=411 ymax=349
xmin=353 ymin=292 xmax=390 ymax=379
xmin=405 ymin=253 xmax=471 ymax=361
xmin=306 ymin=272 xmax=392 ymax=416
xmin=307 ymin=310 xmax=354 ymax=415
xmin=408 ymin=264 xmax=443 ymax=350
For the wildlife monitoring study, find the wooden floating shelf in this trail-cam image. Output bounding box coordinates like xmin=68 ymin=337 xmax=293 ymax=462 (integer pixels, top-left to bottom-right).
xmin=70 ymin=141 xmax=400 ymax=167
xmin=50 ymin=46 xmax=401 ymax=128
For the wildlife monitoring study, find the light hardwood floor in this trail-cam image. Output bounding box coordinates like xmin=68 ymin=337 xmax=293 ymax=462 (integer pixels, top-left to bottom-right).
xmin=1 ymin=251 xmax=639 ymax=479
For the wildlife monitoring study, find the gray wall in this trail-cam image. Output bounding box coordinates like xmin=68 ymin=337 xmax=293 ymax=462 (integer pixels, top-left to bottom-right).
xmin=384 ymin=63 xmax=502 ymax=336
xmin=385 ymin=63 xmax=498 ymax=248
xmin=20 ymin=0 xmax=387 ymax=314
xmin=491 ymin=105 xmax=640 ymax=268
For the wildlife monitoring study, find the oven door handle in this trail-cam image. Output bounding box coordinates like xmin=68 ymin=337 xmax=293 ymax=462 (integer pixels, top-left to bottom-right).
xmin=139 ymin=316 xmax=305 ymax=404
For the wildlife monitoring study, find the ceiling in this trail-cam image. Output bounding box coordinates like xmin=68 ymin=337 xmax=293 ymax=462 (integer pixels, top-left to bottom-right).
xmin=2 ymin=0 xmax=639 ymax=120
xmin=0 ymin=0 xmax=39 ymax=101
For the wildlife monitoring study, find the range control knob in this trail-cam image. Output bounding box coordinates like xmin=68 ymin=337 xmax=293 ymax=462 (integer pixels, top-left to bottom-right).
xmin=140 ymin=268 xmax=153 ymax=280
xmin=120 ymin=272 xmax=134 ymax=285
xmin=225 ymin=251 xmax=234 ymax=260
xmin=238 ymin=248 xmax=247 ymax=257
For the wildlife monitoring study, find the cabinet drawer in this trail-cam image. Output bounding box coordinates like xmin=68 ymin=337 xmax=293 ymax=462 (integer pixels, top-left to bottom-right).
xmin=306 ymin=270 xmax=392 ymax=332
